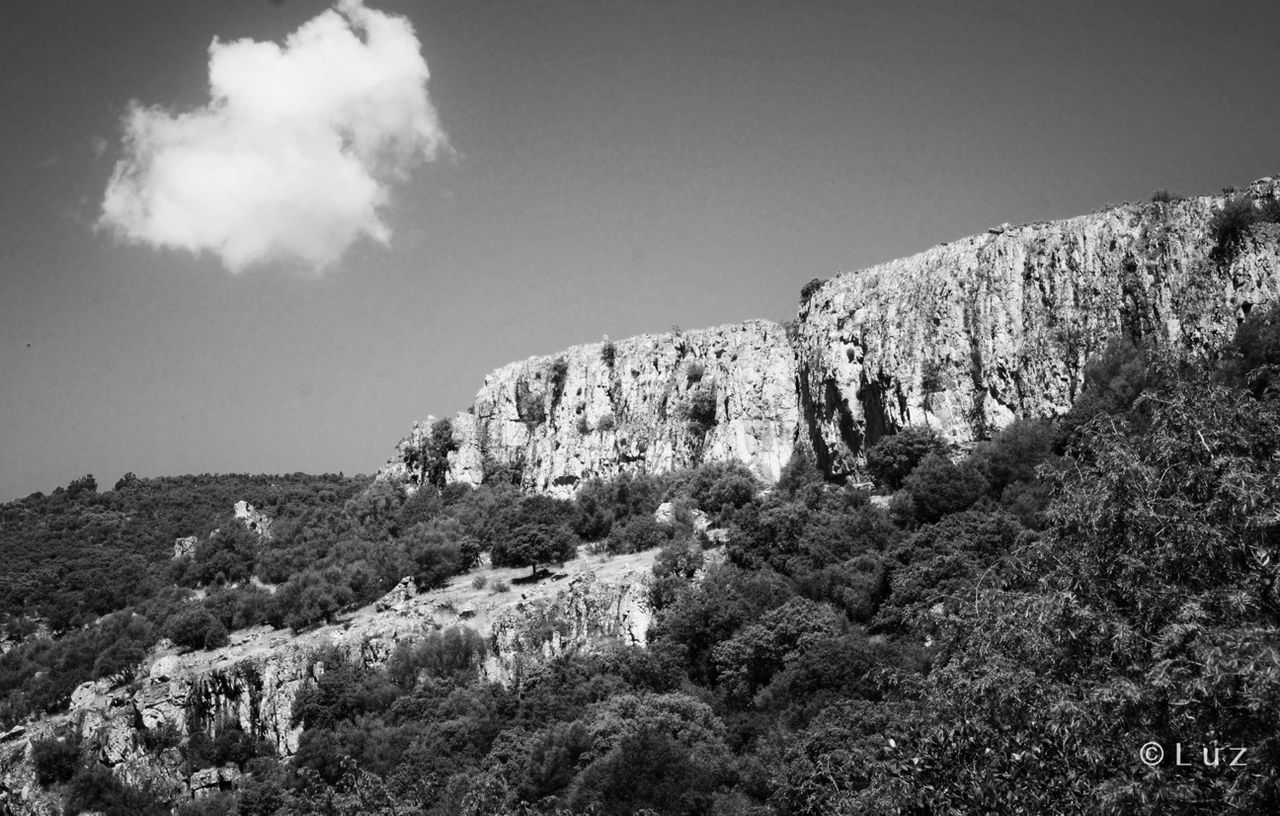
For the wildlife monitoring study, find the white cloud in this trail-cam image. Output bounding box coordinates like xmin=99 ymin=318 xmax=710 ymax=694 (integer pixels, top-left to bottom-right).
xmin=99 ymin=0 xmax=446 ymax=273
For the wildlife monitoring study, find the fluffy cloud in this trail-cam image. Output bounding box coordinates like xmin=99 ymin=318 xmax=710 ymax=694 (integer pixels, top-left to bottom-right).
xmin=99 ymin=0 xmax=445 ymax=273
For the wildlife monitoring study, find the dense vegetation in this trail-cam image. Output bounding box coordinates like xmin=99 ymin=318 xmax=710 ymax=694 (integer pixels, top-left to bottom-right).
xmin=6 ymin=305 xmax=1280 ymax=814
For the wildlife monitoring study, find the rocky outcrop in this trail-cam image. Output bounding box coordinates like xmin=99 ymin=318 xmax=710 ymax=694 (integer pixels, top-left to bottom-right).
xmin=389 ymin=320 xmax=802 ymax=496
xmin=795 ymin=181 xmax=1280 ymax=474
xmin=486 ymin=569 xmax=653 ymax=685
xmin=0 ymin=551 xmax=659 ymax=815
xmin=232 ymin=500 xmax=272 ymax=540
xmin=388 ymin=177 xmax=1279 ymax=486
xmin=172 ymin=536 xmax=198 ymax=560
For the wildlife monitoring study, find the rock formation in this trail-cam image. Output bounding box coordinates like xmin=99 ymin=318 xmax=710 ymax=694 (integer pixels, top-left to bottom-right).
xmin=795 ymin=180 xmax=1280 ymax=475
xmin=387 ymin=320 xmax=803 ymax=496
xmin=0 ymin=550 xmax=658 ymax=814
xmin=232 ymin=500 xmax=273 ymax=540
xmin=389 ymin=178 xmax=1280 ymax=486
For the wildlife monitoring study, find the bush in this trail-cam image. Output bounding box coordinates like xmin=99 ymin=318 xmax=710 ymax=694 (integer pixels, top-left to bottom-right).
xmin=681 ymin=461 xmax=759 ymax=522
xmin=1226 ymin=302 xmax=1280 ymax=397
xmin=492 ymin=580 xmax=510 ymax=593
xmin=607 ymin=516 xmax=675 ymax=555
xmin=1150 ymin=188 xmax=1180 ymax=203
xmin=865 ymin=427 xmax=948 ymax=490
xmin=471 ymin=575 xmax=487 ymax=590
xmin=166 ymin=605 xmax=223 ymax=652
xmin=899 ymin=453 xmax=989 ymax=524
xmin=516 ymin=380 xmax=547 ymax=427
xmin=967 ymin=419 xmax=1056 ymax=498
xmin=800 ymin=277 xmax=825 ymax=303
xmin=572 ymin=471 xmax=669 ymax=540
xmin=686 ymin=361 xmax=705 ymax=385
xmin=601 ymin=341 xmax=617 ymax=367
xmin=684 ymin=384 xmax=717 ymax=435
xmin=1209 ymin=194 xmax=1262 ymax=264
xmin=386 ymin=627 xmax=487 ymax=687
xmin=32 ymin=736 xmax=80 ymax=786
xmin=549 ymin=357 xmax=570 ymax=406
xmin=596 ymin=413 xmax=616 ymax=432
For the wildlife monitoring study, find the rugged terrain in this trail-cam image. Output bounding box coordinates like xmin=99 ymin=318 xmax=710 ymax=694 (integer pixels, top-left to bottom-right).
xmin=3 ymin=178 xmax=1279 ymax=814
xmin=0 ymin=547 xmax=660 ymax=813
xmin=391 ymin=177 xmax=1280 ymax=488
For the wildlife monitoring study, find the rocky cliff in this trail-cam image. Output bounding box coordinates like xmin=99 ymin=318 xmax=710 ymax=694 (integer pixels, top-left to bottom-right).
xmin=0 ymin=550 xmax=657 ymax=814
xmin=389 ymin=319 xmax=802 ymax=496
xmin=796 ymin=179 xmax=1280 ymax=475
xmin=390 ymin=177 xmax=1280 ymax=486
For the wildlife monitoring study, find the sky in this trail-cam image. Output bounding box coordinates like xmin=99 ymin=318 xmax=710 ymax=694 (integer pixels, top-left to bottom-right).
xmin=2 ymin=0 xmax=1279 ymax=501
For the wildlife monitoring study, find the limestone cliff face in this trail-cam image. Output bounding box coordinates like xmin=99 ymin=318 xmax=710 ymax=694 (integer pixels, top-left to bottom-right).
xmin=485 ymin=570 xmax=653 ymax=686
xmin=391 ymin=320 xmax=801 ymax=496
xmin=0 ymin=552 xmax=657 ymax=815
xmin=389 ymin=179 xmax=1279 ymax=488
xmin=795 ymin=180 xmax=1280 ymax=474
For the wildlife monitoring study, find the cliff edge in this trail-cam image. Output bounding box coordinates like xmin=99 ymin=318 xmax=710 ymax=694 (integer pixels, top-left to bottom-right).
xmin=390 ymin=177 xmax=1280 ymax=487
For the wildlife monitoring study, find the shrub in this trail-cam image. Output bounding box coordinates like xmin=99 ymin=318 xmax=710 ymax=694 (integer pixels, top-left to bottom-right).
xmin=516 ymin=380 xmax=547 ymax=427
xmin=203 ymin=617 xmax=229 ymax=650
xmin=549 ymin=357 xmax=570 ymax=406
xmin=32 ymin=736 xmax=80 ymax=786
xmin=684 ymin=384 xmax=717 ymax=435
xmin=682 ymin=461 xmax=759 ymax=522
xmin=576 ymin=414 xmax=590 ymax=434
xmin=899 ymin=453 xmax=989 ymax=524
xmin=865 ymin=427 xmax=948 ymax=490
xmin=572 ymin=471 xmax=670 ymax=540
xmin=596 ymin=413 xmax=616 ymax=432
xmin=423 ymin=418 xmax=457 ymax=488
xmin=601 ymin=341 xmax=617 ymax=368
xmin=800 ymin=277 xmax=825 ymax=303
xmin=165 ymin=605 xmax=222 ymax=652
xmin=1150 ymin=188 xmax=1179 ymax=203
xmin=1226 ymin=302 xmax=1280 ymax=397
xmin=492 ymin=580 xmax=510 ymax=593
xmin=1209 ymin=194 xmax=1261 ymax=264
xmin=471 ymin=575 xmax=487 ymax=590
xmin=686 ymin=361 xmax=705 ymax=385
xmin=607 ymin=516 xmax=675 ymax=555
xmin=386 ymin=627 xmax=487 ymax=687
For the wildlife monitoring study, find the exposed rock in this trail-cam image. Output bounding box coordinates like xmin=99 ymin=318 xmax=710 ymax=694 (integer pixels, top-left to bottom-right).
xmin=1 ymin=550 xmax=659 ymax=815
xmin=386 ymin=179 xmax=1279 ymax=488
xmin=795 ymin=182 xmax=1280 ymax=475
xmin=388 ymin=320 xmax=801 ymax=496
xmin=486 ymin=569 xmax=653 ymax=686
xmin=233 ymin=501 xmax=272 ymax=540
xmin=173 ymin=536 xmax=198 ymax=560
xmin=654 ymin=501 xmax=710 ymax=533
xmin=375 ymin=576 xmax=418 ymax=612
xmin=189 ymin=764 xmax=241 ymax=799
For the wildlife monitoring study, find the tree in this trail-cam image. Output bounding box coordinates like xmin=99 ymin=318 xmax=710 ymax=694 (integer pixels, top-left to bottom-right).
xmin=897 ymin=453 xmax=988 ymax=524
xmin=491 ymin=523 xmax=578 ymax=577
xmin=864 ymin=427 xmax=948 ymax=490
xmin=881 ymin=373 xmax=1280 ymax=813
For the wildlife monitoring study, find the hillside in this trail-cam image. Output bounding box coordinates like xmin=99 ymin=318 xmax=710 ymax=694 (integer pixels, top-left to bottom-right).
xmin=1 ymin=179 xmax=1279 ymax=815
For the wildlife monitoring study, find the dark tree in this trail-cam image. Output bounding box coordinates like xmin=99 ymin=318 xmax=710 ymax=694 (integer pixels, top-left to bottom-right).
xmin=491 ymin=523 xmax=578 ymax=577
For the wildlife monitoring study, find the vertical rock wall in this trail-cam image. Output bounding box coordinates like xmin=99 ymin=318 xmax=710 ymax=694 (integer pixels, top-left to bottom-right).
xmin=795 ymin=183 xmax=1280 ymax=475
xmin=392 ymin=320 xmax=803 ymax=496
xmin=387 ymin=178 xmax=1279 ymax=487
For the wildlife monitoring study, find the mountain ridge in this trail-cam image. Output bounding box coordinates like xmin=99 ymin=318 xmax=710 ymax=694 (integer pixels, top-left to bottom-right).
xmin=390 ymin=176 xmax=1280 ymax=491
